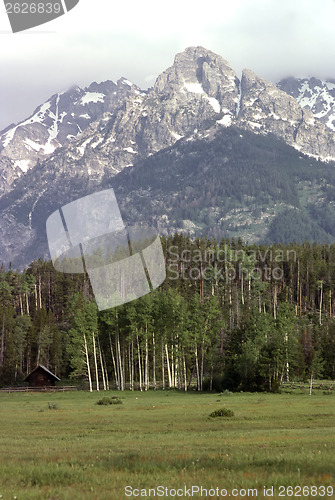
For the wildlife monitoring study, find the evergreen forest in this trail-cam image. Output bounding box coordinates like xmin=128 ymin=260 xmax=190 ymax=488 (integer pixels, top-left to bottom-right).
xmin=0 ymin=234 xmax=334 ymax=392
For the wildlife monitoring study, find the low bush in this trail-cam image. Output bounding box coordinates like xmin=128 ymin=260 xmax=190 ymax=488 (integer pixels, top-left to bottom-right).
xmin=209 ymin=407 xmax=234 ymax=418
xmin=47 ymin=402 xmax=59 ymax=410
xmin=219 ymin=390 xmax=233 ymax=396
xmin=96 ymin=396 xmax=123 ymax=406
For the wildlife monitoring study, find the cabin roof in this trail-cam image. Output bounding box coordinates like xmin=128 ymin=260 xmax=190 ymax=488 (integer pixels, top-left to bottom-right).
xmin=24 ymin=364 xmax=61 ymax=382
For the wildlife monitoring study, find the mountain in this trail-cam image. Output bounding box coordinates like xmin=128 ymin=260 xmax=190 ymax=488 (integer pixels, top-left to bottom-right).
xmin=110 ymin=125 xmax=335 ymax=244
xmin=277 ymin=77 xmax=335 ymax=131
xmin=1 ymin=46 xmax=335 ymax=269
xmin=0 ymin=78 xmax=140 ymax=191
xmin=46 ymin=47 xmax=240 ymax=180
xmin=2 ymin=123 xmax=335 ymax=269
xmin=238 ymin=70 xmax=335 ymax=161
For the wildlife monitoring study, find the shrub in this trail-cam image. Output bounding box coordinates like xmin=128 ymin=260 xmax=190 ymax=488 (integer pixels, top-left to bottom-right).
xmin=209 ymin=408 xmax=234 ymax=418
xmin=96 ymin=396 xmax=123 ymax=406
xmin=47 ymin=402 xmax=58 ymax=410
xmin=219 ymin=390 xmax=233 ymax=396
xmin=209 ymin=407 xmax=234 ymax=418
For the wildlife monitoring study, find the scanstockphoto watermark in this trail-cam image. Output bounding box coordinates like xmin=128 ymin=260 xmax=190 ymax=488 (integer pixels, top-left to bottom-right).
xmin=4 ymin=0 xmax=80 ymax=33
xmin=125 ymin=485 xmax=334 ymax=498
xmin=167 ymin=245 xmax=297 ymax=283
xmin=46 ymin=189 xmax=166 ymax=312
xmin=125 ymin=485 xmax=259 ymax=498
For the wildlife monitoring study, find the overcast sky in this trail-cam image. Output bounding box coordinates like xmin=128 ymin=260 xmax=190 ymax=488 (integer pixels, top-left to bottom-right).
xmin=0 ymin=0 xmax=335 ymax=130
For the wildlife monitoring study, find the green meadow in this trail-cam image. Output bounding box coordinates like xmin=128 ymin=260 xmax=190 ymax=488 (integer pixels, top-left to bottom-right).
xmin=0 ymin=389 xmax=334 ymax=499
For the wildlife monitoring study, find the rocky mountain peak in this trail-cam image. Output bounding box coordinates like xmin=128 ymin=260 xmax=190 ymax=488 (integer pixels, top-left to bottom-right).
xmin=240 ymin=68 xmax=304 ymax=121
xmin=60 ymin=47 xmax=243 ymax=180
xmin=277 ymin=76 xmax=335 ymax=132
xmin=172 ymin=45 xmax=235 ymax=82
xmin=0 ymin=77 xmax=141 ymax=192
xmin=154 ymin=46 xmax=239 ymax=115
xmin=238 ymin=68 xmax=335 ymax=159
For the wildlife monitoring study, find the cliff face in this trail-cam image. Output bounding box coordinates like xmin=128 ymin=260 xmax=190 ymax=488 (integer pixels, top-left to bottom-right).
xmin=278 ymin=76 xmax=335 ymax=132
xmin=239 ymin=69 xmax=335 ymax=160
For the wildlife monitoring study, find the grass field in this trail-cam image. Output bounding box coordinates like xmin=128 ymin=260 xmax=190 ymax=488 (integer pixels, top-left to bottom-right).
xmin=0 ymin=388 xmax=334 ymax=499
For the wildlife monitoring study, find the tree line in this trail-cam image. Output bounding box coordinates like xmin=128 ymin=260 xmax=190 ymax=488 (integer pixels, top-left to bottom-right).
xmin=0 ymin=234 xmax=334 ymax=391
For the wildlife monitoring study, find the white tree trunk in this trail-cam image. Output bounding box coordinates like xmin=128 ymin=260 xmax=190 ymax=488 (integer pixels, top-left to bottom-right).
xmin=98 ymin=337 xmax=107 ymax=391
xmin=183 ymin=354 xmax=187 ymax=392
xmin=19 ymin=294 xmax=23 ymax=316
xmin=128 ymin=343 xmax=132 ymax=391
xmin=92 ymin=331 xmax=99 ymax=391
xmin=200 ymin=340 xmax=205 ymax=392
xmin=38 ymin=276 xmax=42 ymax=310
xmin=109 ymin=335 xmax=119 ymax=390
xmin=285 ymin=332 xmax=289 ymax=382
xmin=130 ymin=340 xmax=134 ymax=391
xmin=137 ymin=333 xmax=143 ymax=391
xmin=145 ymin=335 xmax=149 ymax=391
xmin=25 ymin=293 xmax=30 ymax=315
xmin=165 ymin=344 xmax=172 ymax=388
xmin=171 ymin=344 xmax=175 ymax=388
xmin=161 ymin=340 xmax=165 ymax=390
xmin=273 ymin=285 xmax=277 ymax=320
xmin=195 ymin=346 xmax=200 ymax=391
xmin=116 ymin=331 xmax=124 ymax=391
xmin=319 ymin=283 xmax=323 ymax=326
xmin=83 ymin=333 xmax=92 ymax=392
xmin=152 ymin=331 xmax=156 ymax=390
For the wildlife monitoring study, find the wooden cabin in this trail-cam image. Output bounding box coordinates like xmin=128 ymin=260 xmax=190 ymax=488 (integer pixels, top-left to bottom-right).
xmin=24 ymin=365 xmax=60 ymax=387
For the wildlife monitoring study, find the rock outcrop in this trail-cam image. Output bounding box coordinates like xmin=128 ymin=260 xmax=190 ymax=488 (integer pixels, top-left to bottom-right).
xmin=238 ymin=69 xmax=335 ymax=160
xmin=278 ymin=76 xmax=335 ymax=131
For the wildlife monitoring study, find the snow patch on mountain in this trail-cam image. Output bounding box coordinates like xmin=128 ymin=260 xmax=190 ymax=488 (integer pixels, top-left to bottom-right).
xmin=91 ymin=137 xmax=104 ymax=149
xmin=121 ymin=79 xmax=134 ymax=87
xmin=184 ymin=81 xmax=204 ymax=94
xmin=217 ymin=115 xmax=232 ymax=127
xmin=206 ymin=97 xmax=221 ymax=113
xmin=124 ymin=147 xmax=137 ymax=154
xmin=183 ymin=81 xmax=221 ymax=112
xmin=77 ymin=137 xmax=93 ymax=156
xmin=14 ymin=159 xmax=30 ymax=172
xmin=172 ymin=132 xmax=184 ymax=140
xmin=80 ymin=92 xmax=105 ymax=104
xmin=23 ymin=138 xmax=56 ymax=154
xmin=2 ymin=128 xmax=17 ymax=149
